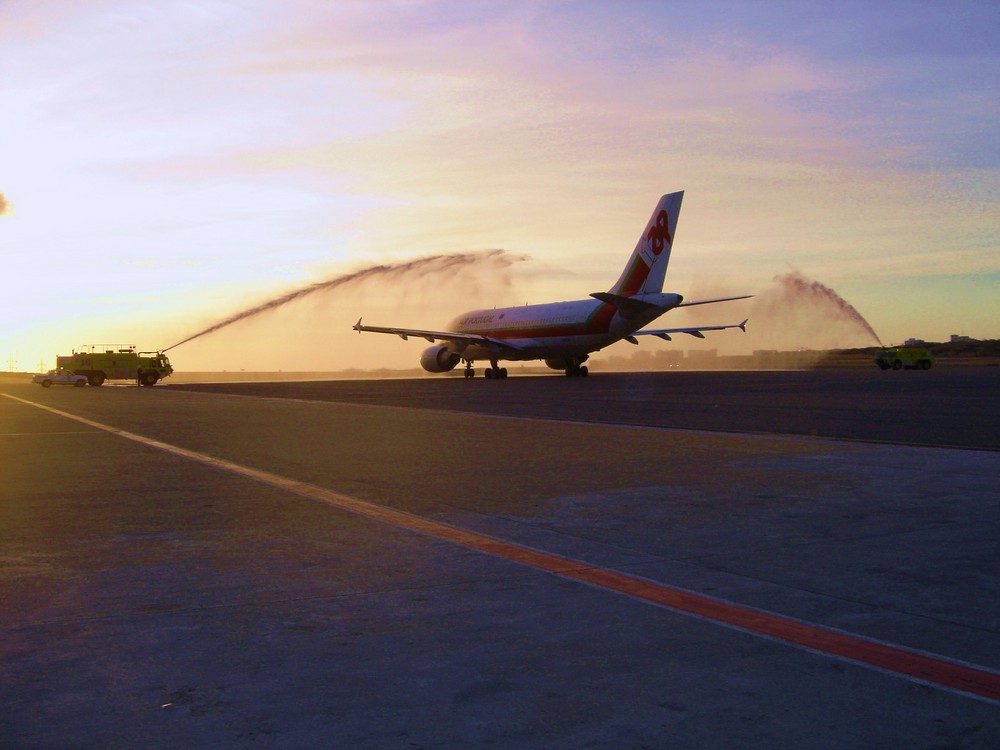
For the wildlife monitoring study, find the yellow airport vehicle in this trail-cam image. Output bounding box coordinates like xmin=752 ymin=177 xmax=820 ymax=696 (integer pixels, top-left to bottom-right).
xmin=875 ymin=347 xmax=935 ymax=371
xmin=56 ymin=345 xmax=173 ymax=386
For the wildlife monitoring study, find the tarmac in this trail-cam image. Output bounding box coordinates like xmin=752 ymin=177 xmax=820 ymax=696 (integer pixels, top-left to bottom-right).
xmin=1 ymin=368 xmax=998 ymax=749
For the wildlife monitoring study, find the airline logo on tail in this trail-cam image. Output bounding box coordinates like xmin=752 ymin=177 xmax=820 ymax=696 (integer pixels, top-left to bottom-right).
xmin=640 ymin=208 xmax=672 ymax=266
xmin=648 ymin=210 xmax=672 ymax=254
xmin=611 ymin=192 xmax=683 ymax=297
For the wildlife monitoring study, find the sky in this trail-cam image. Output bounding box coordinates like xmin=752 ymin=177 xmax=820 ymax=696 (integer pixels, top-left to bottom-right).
xmin=2 ymin=0 xmax=998 ymax=372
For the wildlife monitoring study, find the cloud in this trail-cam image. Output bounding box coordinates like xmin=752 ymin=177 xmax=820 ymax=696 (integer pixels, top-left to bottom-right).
xmin=1 ymin=0 xmax=996 ymax=370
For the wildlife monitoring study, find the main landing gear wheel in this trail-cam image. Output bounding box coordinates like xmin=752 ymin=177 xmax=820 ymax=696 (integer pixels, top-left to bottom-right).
xmin=564 ymin=361 xmax=588 ymax=377
xmin=463 ymin=360 xmax=475 ymax=378
xmin=484 ymin=366 xmax=508 ymax=379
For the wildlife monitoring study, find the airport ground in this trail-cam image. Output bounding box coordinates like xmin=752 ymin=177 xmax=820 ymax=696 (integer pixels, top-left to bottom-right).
xmin=1 ymin=367 xmax=998 ymax=748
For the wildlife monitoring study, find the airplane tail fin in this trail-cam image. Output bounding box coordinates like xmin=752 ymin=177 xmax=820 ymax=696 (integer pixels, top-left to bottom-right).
xmin=608 ymin=191 xmax=683 ymax=297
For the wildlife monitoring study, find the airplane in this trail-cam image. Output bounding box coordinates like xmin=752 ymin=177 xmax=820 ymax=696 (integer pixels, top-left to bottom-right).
xmin=353 ymin=191 xmax=750 ymax=378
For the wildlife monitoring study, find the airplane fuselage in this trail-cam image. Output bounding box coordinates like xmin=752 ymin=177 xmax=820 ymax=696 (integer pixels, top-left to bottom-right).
xmin=449 ymin=293 xmax=682 ymax=361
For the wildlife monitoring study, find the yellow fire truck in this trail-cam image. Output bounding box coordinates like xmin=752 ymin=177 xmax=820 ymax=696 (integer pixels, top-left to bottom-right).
xmin=56 ymin=345 xmax=173 ymax=386
xmin=875 ymin=347 xmax=935 ymax=371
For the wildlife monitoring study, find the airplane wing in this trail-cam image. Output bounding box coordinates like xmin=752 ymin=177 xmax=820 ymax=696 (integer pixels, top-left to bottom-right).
xmin=626 ymin=319 xmax=748 ymax=342
xmin=352 ymin=319 xmax=525 ymax=351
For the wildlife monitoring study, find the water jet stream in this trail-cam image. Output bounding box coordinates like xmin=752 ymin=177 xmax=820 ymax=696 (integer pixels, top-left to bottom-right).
xmin=164 ymin=249 xmax=526 ymax=352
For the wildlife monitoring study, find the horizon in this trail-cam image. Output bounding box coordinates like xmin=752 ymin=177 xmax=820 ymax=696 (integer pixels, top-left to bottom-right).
xmin=8 ymin=336 xmax=996 ymax=380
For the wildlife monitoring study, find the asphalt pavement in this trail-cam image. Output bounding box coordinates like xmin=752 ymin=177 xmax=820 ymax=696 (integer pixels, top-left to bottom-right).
xmin=2 ymin=369 xmax=998 ymax=749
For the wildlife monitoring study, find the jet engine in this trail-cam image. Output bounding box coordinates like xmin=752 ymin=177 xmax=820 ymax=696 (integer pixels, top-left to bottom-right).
xmin=420 ymin=344 xmax=461 ymax=373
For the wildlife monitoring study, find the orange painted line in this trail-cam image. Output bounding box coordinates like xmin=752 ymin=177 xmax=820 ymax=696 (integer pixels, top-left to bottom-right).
xmin=5 ymin=392 xmax=1000 ymax=705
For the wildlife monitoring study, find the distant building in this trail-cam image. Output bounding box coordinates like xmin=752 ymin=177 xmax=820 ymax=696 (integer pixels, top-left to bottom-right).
xmin=903 ymin=338 xmax=926 ymax=347
xmin=950 ymin=334 xmax=976 ymax=343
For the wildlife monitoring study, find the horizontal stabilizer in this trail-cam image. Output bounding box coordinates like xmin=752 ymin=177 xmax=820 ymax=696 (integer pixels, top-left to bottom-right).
xmin=590 ymin=292 xmax=659 ymax=317
xmin=676 ymin=295 xmax=752 ymax=308
xmin=590 ymin=291 xmax=684 ymax=318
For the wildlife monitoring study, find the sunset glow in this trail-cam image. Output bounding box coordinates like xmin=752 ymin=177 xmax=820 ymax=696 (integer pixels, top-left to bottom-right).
xmin=3 ymin=1 xmax=997 ymax=372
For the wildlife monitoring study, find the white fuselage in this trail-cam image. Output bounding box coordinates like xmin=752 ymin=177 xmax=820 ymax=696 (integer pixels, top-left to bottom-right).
xmin=448 ymin=293 xmax=681 ymax=362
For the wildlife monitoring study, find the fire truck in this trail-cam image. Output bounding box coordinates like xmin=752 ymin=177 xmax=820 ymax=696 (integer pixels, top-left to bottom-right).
xmin=56 ymin=345 xmax=173 ymax=386
xmin=875 ymin=346 xmax=935 ymax=371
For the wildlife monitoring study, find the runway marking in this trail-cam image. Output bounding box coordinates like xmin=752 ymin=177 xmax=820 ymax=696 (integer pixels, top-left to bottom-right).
xmin=5 ymin=392 xmax=1000 ymax=706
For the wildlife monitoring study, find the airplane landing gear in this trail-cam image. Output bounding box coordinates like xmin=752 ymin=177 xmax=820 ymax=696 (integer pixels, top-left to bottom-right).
xmin=461 ymin=357 xmax=510 ymax=380
xmin=484 ymin=358 xmax=508 ymax=379
xmin=565 ymin=359 xmax=589 ymax=377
